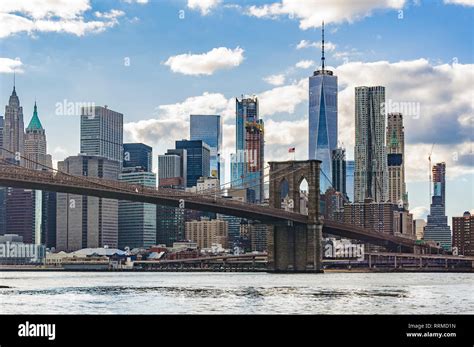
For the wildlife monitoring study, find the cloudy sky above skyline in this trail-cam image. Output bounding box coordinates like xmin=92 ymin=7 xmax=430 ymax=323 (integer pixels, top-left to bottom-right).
xmin=0 ymin=0 xmax=473 ymax=222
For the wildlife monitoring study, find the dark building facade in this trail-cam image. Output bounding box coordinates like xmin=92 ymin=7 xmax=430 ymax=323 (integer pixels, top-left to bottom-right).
xmin=452 ymin=211 xmax=473 ymax=256
xmin=123 ymin=143 xmax=152 ymax=172
xmin=175 ymin=140 xmax=210 ymax=188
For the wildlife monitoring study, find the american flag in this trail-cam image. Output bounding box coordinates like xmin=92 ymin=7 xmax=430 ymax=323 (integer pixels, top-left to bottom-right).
xmin=288 ymin=147 xmax=295 ymax=153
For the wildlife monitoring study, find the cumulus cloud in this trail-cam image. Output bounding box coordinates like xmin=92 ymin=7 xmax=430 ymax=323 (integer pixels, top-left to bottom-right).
xmin=122 ymin=0 xmax=149 ymax=4
xmin=258 ymin=78 xmax=308 ymax=116
xmin=296 ymin=39 xmax=336 ymax=51
xmin=263 ymin=73 xmax=285 ymax=86
xmin=295 ymin=60 xmax=315 ymax=69
xmin=411 ymin=206 xmax=429 ymax=220
xmin=246 ymin=0 xmax=406 ymax=30
xmin=0 ymin=0 xmax=124 ymax=38
xmin=443 ymin=0 xmax=474 ymax=6
xmin=187 ymin=0 xmax=222 ymax=15
xmin=163 ymin=47 xmax=245 ymax=76
xmin=0 ymin=57 xmax=23 ymax=73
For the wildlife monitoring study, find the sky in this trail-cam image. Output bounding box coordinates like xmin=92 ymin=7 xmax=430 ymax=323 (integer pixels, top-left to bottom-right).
xmin=0 ymin=0 xmax=473 ymax=224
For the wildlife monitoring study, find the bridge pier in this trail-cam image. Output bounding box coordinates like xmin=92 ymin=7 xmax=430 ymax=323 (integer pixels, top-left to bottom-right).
xmin=267 ymin=160 xmax=323 ymax=273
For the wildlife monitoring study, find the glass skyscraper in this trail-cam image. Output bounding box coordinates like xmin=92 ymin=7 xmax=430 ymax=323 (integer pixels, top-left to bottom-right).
xmin=175 ymin=140 xmax=210 ymax=188
xmin=346 ymin=160 xmax=355 ymax=202
xmin=123 ymin=143 xmax=152 ymax=172
xmin=308 ymin=23 xmax=338 ymax=192
xmin=190 ymin=115 xmax=222 ymax=180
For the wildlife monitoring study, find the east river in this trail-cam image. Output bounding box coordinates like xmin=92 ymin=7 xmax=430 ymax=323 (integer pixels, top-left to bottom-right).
xmin=1 ymin=272 xmax=473 ymax=314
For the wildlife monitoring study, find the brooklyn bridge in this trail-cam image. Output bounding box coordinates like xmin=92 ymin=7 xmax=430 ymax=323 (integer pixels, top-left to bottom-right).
xmin=0 ymin=159 xmax=440 ymax=272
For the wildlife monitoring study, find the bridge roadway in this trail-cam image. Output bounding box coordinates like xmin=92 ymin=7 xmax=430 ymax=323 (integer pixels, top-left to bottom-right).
xmin=0 ymin=165 xmax=437 ymax=252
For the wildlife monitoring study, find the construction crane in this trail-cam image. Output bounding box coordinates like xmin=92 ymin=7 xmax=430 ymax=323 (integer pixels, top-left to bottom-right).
xmin=428 ymin=143 xmax=435 ymax=203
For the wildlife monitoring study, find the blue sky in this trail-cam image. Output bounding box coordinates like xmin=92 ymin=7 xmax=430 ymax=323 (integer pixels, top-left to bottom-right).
xmin=0 ymin=0 xmax=473 ymax=223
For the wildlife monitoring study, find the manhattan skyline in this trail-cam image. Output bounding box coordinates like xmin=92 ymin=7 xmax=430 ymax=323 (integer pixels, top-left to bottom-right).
xmin=0 ymin=0 xmax=473 ymax=224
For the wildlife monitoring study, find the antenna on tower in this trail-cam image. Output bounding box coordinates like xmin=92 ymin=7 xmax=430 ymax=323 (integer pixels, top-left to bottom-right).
xmin=321 ymin=21 xmax=325 ymax=71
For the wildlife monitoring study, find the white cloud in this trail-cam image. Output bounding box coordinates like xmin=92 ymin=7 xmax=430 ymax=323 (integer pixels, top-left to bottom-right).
xmin=295 ymin=60 xmax=315 ymax=69
xmin=411 ymin=206 xmax=429 ymax=220
xmin=296 ymin=39 xmax=336 ymax=51
xmin=187 ymin=0 xmax=221 ymax=15
xmin=0 ymin=57 xmax=23 ymax=73
xmin=263 ymin=73 xmax=285 ymax=86
xmin=246 ymin=0 xmax=406 ymax=30
xmin=0 ymin=0 xmax=124 ymax=38
xmin=443 ymin=0 xmax=474 ymax=7
xmin=163 ymin=47 xmax=245 ymax=76
xmin=258 ymin=78 xmax=308 ymax=116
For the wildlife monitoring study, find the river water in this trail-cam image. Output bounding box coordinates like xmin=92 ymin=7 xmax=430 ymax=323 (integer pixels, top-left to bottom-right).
xmin=0 ymin=272 xmax=473 ymax=314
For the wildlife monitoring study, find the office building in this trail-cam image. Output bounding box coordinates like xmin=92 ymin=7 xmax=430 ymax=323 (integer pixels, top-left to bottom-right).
xmin=331 ymin=148 xmax=347 ymax=199
xmin=24 ymin=102 xmax=52 ymax=169
xmin=190 ymin=115 xmax=222 ymax=179
xmin=56 ymin=155 xmax=120 ymax=252
xmin=424 ymin=163 xmax=451 ymax=251
xmin=231 ymin=96 xmax=265 ymax=203
xmin=308 ymin=22 xmax=338 ymax=191
xmin=185 ymin=218 xmax=228 ymax=249
xmin=452 ymin=212 xmax=474 ymax=256
xmin=386 ymin=112 xmax=407 ymax=208
xmin=175 ymin=140 xmax=210 ymax=188
xmin=80 ymin=106 xmax=123 ymax=163
xmin=119 ymin=169 xmax=157 ymax=249
xmin=354 ymin=86 xmax=388 ymax=202
xmin=346 ymin=160 xmax=355 ymax=202
xmin=3 ymin=82 xmax=24 ymax=164
xmin=123 ymin=143 xmax=152 ymax=172
xmin=158 ymin=148 xmax=187 ymax=188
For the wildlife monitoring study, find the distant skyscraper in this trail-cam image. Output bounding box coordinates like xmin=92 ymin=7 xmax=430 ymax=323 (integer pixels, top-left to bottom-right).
xmin=5 ymin=188 xmax=36 ymax=243
xmin=190 ymin=115 xmax=222 ymax=180
xmin=331 ymin=148 xmax=347 ymax=199
xmin=156 ymin=205 xmax=185 ymax=247
xmin=56 ymin=155 xmax=120 ymax=252
xmin=175 ymin=140 xmax=210 ymax=188
xmin=231 ymin=96 xmax=264 ymax=203
xmin=158 ymin=149 xmax=188 ymax=188
xmin=3 ymin=82 xmax=24 ymax=164
xmin=346 ymin=160 xmax=355 ymax=202
xmin=123 ymin=143 xmax=152 ymax=172
xmin=0 ymin=115 xmax=4 ymax=234
xmin=309 ymin=22 xmax=338 ymax=191
xmin=80 ymin=106 xmax=123 ymax=164
xmin=452 ymin=211 xmax=474 ymax=256
xmin=354 ymin=86 xmax=388 ymax=202
xmin=119 ymin=169 xmax=157 ymax=249
xmin=424 ymin=162 xmax=451 ymax=251
xmin=24 ymin=102 xmax=52 ymax=169
xmin=386 ymin=112 xmax=407 ymax=208
xmin=414 ymin=219 xmax=426 ymax=240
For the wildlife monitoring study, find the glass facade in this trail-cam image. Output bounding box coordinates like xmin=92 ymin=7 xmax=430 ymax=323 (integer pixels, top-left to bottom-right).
xmin=119 ymin=171 xmax=157 ymax=249
xmin=123 ymin=143 xmax=152 ymax=172
xmin=175 ymin=140 xmax=210 ymax=188
xmin=308 ymin=70 xmax=338 ymax=192
xmin=346 ymin=160 xmax=355 ymax=202
xmin=190 ymin=115 xmax=222 ymax=180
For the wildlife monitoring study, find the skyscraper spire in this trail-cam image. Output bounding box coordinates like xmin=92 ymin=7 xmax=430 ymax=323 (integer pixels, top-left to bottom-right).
xmin=321 ymin=21 xmax=325 ymax=71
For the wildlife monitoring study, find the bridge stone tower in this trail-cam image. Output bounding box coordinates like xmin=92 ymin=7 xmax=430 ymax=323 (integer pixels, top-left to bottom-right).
xmin=267 ymin=160 xmax=323 ymax=272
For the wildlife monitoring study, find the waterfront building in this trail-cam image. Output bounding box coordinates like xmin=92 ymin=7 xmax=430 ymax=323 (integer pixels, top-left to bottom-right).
xmin=175 ymin=140 xmax=210 ymax=188
xmin=354 ymin=86 xmax=388 ymax=202
xmin=119 ymin=169 xmax=157 ymax=249
xmin=80 ymin=106 xmax=123 ymax=164
xmin=56 ymin=155 xmax=120 ymax=252
xmin=185 ymin=217 xmax=228 ymax=249
xmin=308 ymin=22 xmax=338 ymax=191
xmin=190 ymin=115 xmax=222 ymax=180
xmin=452 ymin=211 xmax=473 ymax=256
xmin=123 ymin=143 xmax=152 ymax=172
xmin=231 ymin=96 xmax=265 ymax=203
xmin=386 ymin=112 xmax=407 ymax=208
xmin=424 ymin=162 xmax=451 ymax=251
